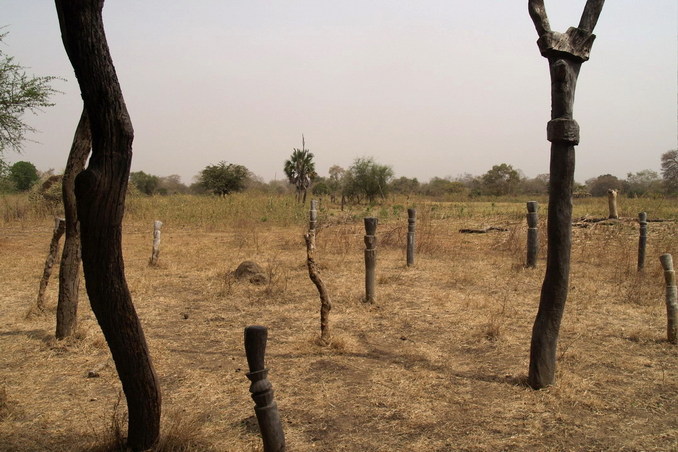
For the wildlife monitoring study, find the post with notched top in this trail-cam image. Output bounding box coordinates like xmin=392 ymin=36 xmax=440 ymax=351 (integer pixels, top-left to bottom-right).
xmin=244 ymin=326 xmax=286 ymax=452
xmin=526 ymin=201 xmax=539 ymax=268
xmin=149 ymin=220 xmax=163 ymax=266
xmin=407 ymin=208 xmax=416 ymax=267
xmin=659 ymin=254 xmax=677 ymax=344
xmin=637 ymin=212 xmax=647 ymax=271
xmin=364 ymin=217 xmax=378 ymax=303
xmin=527 ymin=0 xmax=606 ymax=389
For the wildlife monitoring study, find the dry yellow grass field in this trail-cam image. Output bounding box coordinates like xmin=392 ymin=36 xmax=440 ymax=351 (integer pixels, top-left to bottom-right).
xmin=1 ymin=194 xmax=676 ymax=451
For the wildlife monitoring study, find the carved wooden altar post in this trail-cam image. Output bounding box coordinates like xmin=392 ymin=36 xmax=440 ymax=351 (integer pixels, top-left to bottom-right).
xmin=244 ymin=325 xmax=286 ymax=451
xmin=407 ymin=208 xmax=416 ymax=267
xmin=526 ymin=201 xmax=539 ymax=268
xmin=637 ymin=212 xmax=648 ymax=271
xmin=660 ymin=254 xmax=677 ymax=344
xmin=364 ymin=217 xmax=378 ymax=303
xmin=527 ymin=0 xmax=605 ymax=389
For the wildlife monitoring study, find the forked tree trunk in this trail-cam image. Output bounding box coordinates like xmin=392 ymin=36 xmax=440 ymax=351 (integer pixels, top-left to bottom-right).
xmin=527 ymin=0 xmax=605 ymax=389
xmin=34 ymin=217 xmax=66 ymax=314
xmin=305 ymin=200 xmax=331 ymax=345
xmin=56 ymin=109 xmax=91 ymax=339
xmin=54 ymin=1 xmax=161 ymax=449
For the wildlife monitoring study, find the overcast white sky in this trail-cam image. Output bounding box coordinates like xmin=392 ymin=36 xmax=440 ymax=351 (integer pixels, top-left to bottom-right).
xmin=2 ymin=1 xmax=676 ymax=185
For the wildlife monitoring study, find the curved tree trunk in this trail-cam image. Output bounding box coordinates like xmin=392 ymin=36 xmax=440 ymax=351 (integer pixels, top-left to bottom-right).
xmin=54 ymin=1 xmax=161 ymax=449
xmin=56 ymin=109 xmax=90 ymax=339
xmin=527 ymin=0 xmax=605 ymax=389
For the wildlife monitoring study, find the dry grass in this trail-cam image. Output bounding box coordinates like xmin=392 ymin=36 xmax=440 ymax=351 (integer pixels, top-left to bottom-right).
xmin=0 ymin=194 xmax=676 ymax=451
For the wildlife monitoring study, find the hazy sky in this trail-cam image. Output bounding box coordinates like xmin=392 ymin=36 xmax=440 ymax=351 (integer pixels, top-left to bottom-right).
xmin=2 ymin=1 xmax=676 ymax=185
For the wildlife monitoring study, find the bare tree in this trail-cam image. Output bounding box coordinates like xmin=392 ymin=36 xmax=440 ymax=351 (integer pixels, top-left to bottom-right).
xmin=54 ymin=1 xmax=161 ymax=449
xmin=527 ymin=0 xmax=605 ymax=389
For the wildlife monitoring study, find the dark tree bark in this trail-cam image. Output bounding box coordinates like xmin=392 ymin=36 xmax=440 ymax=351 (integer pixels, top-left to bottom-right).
xmin=56 ymin=109 xmax=90 ymax=339
xmin=527 ymin=0 xmax=605 ymax=389
xmin=34 ymin=217 xmax=66 ymax=314
xmin=54 ymin=1 xmax=161 ymax=449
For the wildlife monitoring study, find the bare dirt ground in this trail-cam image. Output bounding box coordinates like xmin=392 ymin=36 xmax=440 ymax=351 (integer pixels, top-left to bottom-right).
xmin=1 ymin=209 xmax=676 ymax=451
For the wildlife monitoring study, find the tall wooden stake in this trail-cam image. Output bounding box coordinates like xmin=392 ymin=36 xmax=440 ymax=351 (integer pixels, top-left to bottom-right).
xmin=637 ymin=212 xmax=647 ymax=271
xmin=527 ymin=0 xmax=605 ymax=389
xmin=526 ymin=201 xmax=539 ymax=268
xmin=304 ymin=200 xmax=331 ymax=345
xmin=244 ymin=326 xmax=286 ymax=452
xmin=364 ymin=217 xmax=378 ymax=303
xmin=407 ymin=208 xmax=416 ymax=267
xmin=660 ymin=254 xmax=677 ymax=344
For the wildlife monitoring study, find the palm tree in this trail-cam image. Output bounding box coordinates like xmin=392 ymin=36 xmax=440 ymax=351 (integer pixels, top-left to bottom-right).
xmin=284 ymin=135 xmax=316 ymax=203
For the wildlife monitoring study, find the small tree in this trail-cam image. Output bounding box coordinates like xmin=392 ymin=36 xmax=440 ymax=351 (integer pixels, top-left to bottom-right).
xmin=343 ymin=157 xmax=394 ymax=203
xmin=9 ymin=160 xmax=39 ymax=191
xmin=624 ymin=170 xmax=662 ymax=197
xmin=198 ymin=161 xmax=249 ymax=196
xmin=0 ymin=32 xmax=60 ymax=155
xmin=661 ymin=150 xmax=678 ymax=195
xmin=585 ymin=174 xmax=623 ymax=197
xmin=390 ymin=176 xmax=420 ymax=197
xmin=129 ymin=171 xmax=160 ymax=195
xmin=284 ymin=136 xmax=316 ymax=203
xmin=480 ymin=163 xmax=521 ymax=196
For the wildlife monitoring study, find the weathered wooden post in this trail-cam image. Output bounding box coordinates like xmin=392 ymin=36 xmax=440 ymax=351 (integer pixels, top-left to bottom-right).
xmin=527 ymin=0 xmax=605 ymax=389
xmin=244 ymin=325 xmax=286 ymax=452
xmin=364 ymin=217 xmax=378 ymax=303
xmin=607 ymin=188 xmax=619 ymax=219
xmin=34 ymin=217 xmax=66 ymax=313
xmin=149 ymin=220 xmax=163 ymax=266
xmin=637 ymin=212 xmax=647 ymax=271
xmin=526 ymin=201 xmax=539 ymax=268
xmin=304 ymin=200 xmax=332 ymax=345
xmin=660 ymin=254 xmax=677 ymax=344
xmin=406 ymin=208 xmax=416 ymax=267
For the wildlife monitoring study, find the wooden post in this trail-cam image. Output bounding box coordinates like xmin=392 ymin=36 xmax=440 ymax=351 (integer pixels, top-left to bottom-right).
xmin=149 ymin=220 xmax=163 ymax=266
xmin=309 ymin=199 xmax=318 ymax=235
xmin=244 ymin=326 xmax=286 ymax=452
xmin=35 ymin=217 xmax=66 ymax=313
xmin=406 ymin=208 xmax=416 ymax=267
xmin=304 ymin=200 xmax=332 ymax=345
xmin=637 ymin=212 xmax=647 ymax=271
xmin=527 ymin=0 xmax=605 ymax=389
xmin=660 ymin=254 xmax=677 ymax=344
xmin=364 ymin=217 xmax=378 ymax=303
xmin=607 ymin=189 xmax=619 ymax=219
xmin=526 ymin=201 xmax=539 ymax=268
